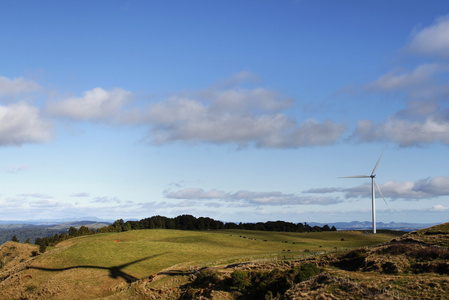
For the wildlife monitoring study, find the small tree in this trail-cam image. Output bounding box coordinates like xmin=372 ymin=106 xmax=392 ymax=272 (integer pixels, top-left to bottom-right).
xmin=39 ymin=243 xmax=46 ymax=253
xmin=25 ymin=238 xmax=31 ymax=244
xmin=11 ymin=235 xmax=19 ymax=242
xmin=68 ymin=226 xmax=78 ymax=237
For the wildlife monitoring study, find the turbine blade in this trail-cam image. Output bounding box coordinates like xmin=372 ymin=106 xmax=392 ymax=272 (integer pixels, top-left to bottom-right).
xmin=374 ymin=179 xmax=387 ymax=206
xmin=338 ymin=175 xmax=370 ymax=178
xmin=371 ymin=147 xmax=386 ymax=176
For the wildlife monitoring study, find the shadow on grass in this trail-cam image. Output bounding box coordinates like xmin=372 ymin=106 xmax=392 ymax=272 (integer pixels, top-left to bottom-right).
xmin=29 ymin=253 xmax=168 ymax=283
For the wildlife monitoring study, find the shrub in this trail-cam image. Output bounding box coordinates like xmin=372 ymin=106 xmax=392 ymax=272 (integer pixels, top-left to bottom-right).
xmin=414 ymin=247 xmax=449 ymax=261
xmin=336 ymin=249 xmax=368 ymax=271
xmin=194 ymin=268 xmax=219 ymax=286
xmin=295 ymin=263 xmax=321 ymax=282
xmin=231 ymin=270 xmax=250 ymax=290
xmin=246 ymin=269 xmax=291 ymax=299
xmin=39 ymin=244 xmax=46 ymax=253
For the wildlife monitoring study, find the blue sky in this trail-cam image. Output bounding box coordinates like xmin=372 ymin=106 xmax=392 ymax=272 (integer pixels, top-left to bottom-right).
xmin=1 ymin=1 xmax=449 ymax=224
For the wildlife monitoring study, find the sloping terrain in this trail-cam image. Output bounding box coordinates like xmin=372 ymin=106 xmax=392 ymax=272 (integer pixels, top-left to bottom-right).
xmin=128 ymin=223 xmax=449 ymax=299
xmin=1 ymin=226 xmax=448 ymax=299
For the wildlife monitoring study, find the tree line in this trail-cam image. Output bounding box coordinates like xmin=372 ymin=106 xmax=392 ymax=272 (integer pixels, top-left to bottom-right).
xmin=0 ymin=227 xmax=65 ymax=246
xmin=97 ymin=215 xmax=336 ymax=233
xmin=29 ymin=215 xmax=336 ymax=252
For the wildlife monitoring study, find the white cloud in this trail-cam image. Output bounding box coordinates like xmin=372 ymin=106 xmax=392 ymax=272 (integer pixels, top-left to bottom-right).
xmin=0 ymin=102 xmax=52 ymax=146
xmin=303 ymin=187 xmax=342 ymax=194
xmin=353 ymin=117 xmax=449 ymax=146
xmin=28 ymin=199 xmax=61 ymax=208
xmin=353 ymin=14 xmax=449 ymax=147
xmin=433 ymin=204 xmax=449 ymax=211
xmin=217 ymin=71 xmax=261 ymax=87
xmin=0 ymin=196 xmax=137 ymax=221
xmin=17 ymin=193 xmax=53 ymax=199
xmin=0 ymin=76 xmax=41 ymax=99
xmin=91 ymin=196 xmax=121 ymax=204
xmin=312 ymin=176 xmax=449 ymax=200
xmin=355 ymin=63 xmax=449 ymax=146
xmin=165 ymin=188 xmax=227 ymax=200
xmin=164 ymin=187 xmax=342 ymax=206
xmin=48 ymin=87 xmax=133 ymax=122
xmin=408 ymin=14 xmax=449 ymax=57
xmin=70 ymin=192 xmax=90 ymax=197
xmin=137 ymin=85 xmax=345 ymax=148
xmin=364 ymin=63 xmax=446 ymax=91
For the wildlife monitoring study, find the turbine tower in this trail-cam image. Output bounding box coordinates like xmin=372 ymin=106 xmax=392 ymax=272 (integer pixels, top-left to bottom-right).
xmin=340 ymin=148 xmax=387 ymax=234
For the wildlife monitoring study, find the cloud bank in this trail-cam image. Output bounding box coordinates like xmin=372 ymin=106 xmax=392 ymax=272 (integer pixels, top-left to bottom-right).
xmin=352 ymin=14 xmax=449 ymax=147
xmin=164 ymin=187 xmax=341 ymax=206
xmin=130 ymin=82 xmax=346 ymax=148
xmin=0 ymin=76 xmax=41 ymax=98
xmin=5 ymin=12 xmax=449 ymax=150
xmin=0 ymin=102 xmax=51 ymax=146
xmin=305 ymin=176 xmax=449 ymax=200
xmin=408 ymin=15 xmax=449 ymax=57
xmin=48 ymin=87 xmax=133 ymax=122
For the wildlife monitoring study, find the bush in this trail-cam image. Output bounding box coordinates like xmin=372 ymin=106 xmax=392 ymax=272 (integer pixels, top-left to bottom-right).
xmin=231 ymin=270 xmax=250 ymax=290
xmin=294 ymin=263 xmax=321 ymax=282
xmin=194 ymin=268 xmax=219 ymax=286
xmin=39 ymin=243 xmax=46 ymax=253
xmin=379 ymin=243 xmax=414 ymax=256
xmin=336 ymin=249 xmax=368 ymax=271
xmin=415 ymin=247 xmax=449 ymax=261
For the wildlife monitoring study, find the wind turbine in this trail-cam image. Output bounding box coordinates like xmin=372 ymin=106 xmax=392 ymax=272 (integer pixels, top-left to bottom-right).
xmin=340 ymin=148 xmax=387 ymax=234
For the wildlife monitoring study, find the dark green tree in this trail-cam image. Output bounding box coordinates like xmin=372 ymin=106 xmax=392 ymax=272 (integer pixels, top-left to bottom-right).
xmin=39 ymin=243 xmax=46 ymax=253
xmin=78 ymin=226 xmax=91 ymax=236
xmin=68 ymin=226 xmax=78 ymax=237
xmin=11 ymin=235 xmax=19 ymax=242
xmin=59 ymin=232 xmax=69 ymax=241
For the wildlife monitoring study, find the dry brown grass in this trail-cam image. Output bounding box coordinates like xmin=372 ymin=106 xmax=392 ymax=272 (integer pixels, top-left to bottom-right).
xmin=1 ymin=224 xmax=448 ymax=299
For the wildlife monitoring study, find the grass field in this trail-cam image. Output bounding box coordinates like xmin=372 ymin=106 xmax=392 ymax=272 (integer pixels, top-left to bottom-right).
xmin=34 ymin=229 xmax=400 ymax=279
xmin=3 ymin=225 xmax=445 ymax=299
xmin=0 ymin=228 xmax=405 ymax=299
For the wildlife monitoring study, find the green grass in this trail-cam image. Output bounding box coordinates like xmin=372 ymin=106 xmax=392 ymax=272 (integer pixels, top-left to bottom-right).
xmin=38 ymin=229 xmax=399 ymax=280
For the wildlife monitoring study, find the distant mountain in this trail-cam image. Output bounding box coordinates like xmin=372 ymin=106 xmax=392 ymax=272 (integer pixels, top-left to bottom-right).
xmin=0 ymin=220 xmax=111 ymax=245
xmin=0 ymin=216 xmax=113 ymax=226
xmin=309 ymin=221 xmax=439 ymax=232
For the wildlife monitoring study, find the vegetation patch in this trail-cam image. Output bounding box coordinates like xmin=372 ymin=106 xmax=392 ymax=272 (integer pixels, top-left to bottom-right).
xmin=182 ymin=262 xmax=321 ymax=299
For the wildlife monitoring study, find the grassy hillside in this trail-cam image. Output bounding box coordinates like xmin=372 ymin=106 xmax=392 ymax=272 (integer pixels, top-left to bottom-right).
xmin=0 ymin=229 xmax=401 ymax=299
xmin=34 ymin=229 xmax=399 ymax=277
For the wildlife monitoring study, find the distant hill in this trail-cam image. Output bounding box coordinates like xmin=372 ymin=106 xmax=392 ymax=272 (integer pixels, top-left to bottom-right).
xmin=309 ymin=221 xmax=439 ymax=232
xmin=0 ymin=216 xmax=113 ymax=226
xmin=0 ymin=221 xmax=110 ymax=244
